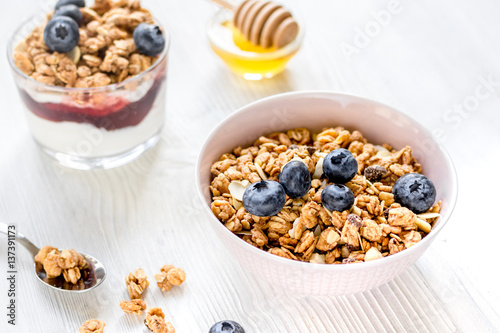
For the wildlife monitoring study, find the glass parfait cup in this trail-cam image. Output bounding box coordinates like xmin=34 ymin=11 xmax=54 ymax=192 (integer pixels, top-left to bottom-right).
xmin=7 ymin=15 xmax=169 ymax=170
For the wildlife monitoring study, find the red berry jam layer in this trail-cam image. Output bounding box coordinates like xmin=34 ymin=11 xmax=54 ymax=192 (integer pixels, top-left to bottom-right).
xmin=20 ymin=75 xmax=165 ymax=131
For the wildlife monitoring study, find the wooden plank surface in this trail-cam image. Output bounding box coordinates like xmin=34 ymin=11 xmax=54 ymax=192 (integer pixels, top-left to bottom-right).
xmin=0 ymin=0 xmax=499 ymax=332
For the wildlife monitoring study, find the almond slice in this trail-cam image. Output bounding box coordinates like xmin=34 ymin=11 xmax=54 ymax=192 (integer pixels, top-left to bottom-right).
xmin=313 ymin=157 xmax=324 ymax=179
xmin=254 ymin=162 xmax=268 ymax=181
xmin=309 ymin=253 xmax=326 ymax=264
xmin=228 ymin=180 xmax=250 ymax=201
xmin=416 ymin=212 xmax=441 ymax=219
xmin=66 ymin=46 xmax=81 ymax=64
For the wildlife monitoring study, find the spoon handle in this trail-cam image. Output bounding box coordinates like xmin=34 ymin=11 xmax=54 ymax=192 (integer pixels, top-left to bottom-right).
xmin=0 ymin=222 xmax=40 ymax=257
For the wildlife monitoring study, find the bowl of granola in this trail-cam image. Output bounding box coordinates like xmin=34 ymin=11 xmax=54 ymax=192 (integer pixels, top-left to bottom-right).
xmin=8 ymin=0 xmax=169 ymax=169
xmin=195 ymin=91 xmax=457 ymax=295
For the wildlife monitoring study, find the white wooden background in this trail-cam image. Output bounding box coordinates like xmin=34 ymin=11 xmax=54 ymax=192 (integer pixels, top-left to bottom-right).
xmin=1 ymin=0 xmax=499 ymax=332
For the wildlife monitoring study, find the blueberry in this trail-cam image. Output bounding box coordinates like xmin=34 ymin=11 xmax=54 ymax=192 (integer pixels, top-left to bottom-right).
xmin=321 ymin=184 xmax=355 ymax=212
xmin=55 ymin=0 xmax=85 ymax=9
xmin=323 ymin=148 xmax=358 ymax=183
xmin=44 ymin=16 xmax=80 ymax=53
xmin=278 ymin=160 xmax=311 ymax=199
xmin=209 ymin=320 xmax=245 ymax=333
xmin=393 ymin=173 xmax=436 ymax=214
xmin=53 ymin=5 xmax=83 ymax=25
xmin=242 ymin=180 xmax=286 ymax=217
xmin=133 ymin=23 xmax=166 ymax=56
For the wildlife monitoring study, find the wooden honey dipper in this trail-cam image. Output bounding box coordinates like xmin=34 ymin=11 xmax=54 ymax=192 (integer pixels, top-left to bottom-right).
xmin=212 ymin=0 xmax=299 ymax=48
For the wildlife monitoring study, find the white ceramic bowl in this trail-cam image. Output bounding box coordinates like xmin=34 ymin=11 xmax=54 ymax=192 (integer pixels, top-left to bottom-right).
xmin=195 ymin=91 xmax=457 ymax=296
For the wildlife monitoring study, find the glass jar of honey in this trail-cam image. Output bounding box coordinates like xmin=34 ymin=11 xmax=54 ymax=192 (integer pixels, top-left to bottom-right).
xmin=207 ymin=9 xmax=304 ymax=80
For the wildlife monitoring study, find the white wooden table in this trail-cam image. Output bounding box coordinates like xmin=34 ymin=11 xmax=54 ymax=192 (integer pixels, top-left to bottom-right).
xmin=1 ymin=0 xmax=499 ymax=332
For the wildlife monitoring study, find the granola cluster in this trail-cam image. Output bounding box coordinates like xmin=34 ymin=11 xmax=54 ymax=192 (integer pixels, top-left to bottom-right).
xmin=125 ymin=268 xmax=149 ymax=299
xmin=13 ymin=0 xmax=158 ymax=87
xmin=154 ymin=265 xmax=187 ymax=292
xmin=145 ymin=308 xmax=176 ymax=333
xmin=120 ymin=266 xmax=184 ymax=331
xmin=79 ymin=319 xmax=105 ymax=333
xmin=120 ymin=299 xmax=147 ymax=315
xmin=34 ymin=245 xmax=89 ymax=284
xmin=209 ymin=127 xmax=442 ymax=264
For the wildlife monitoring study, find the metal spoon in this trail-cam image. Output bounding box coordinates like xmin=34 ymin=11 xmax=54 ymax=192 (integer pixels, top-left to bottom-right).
xmin=0 ymin=222 xmax=106 ymax=293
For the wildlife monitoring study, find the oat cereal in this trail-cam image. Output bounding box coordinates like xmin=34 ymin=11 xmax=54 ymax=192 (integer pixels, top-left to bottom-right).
xmin=145 ymin=307 xmax=175 ymax=333
xmin=209 ymin=127 xmax=442 ymax=264
xmin=79 ymin=319 xmax=105 ymax=333
xmin=13 ymin=0 xmax=159 ymax=87
xmin=120 ymin=299 xmax=147 ymax=315
xmin=125 ymin=268 xmax=149 ymax=299
xmin=154 ymin=265 xmax=186 ymax=291
xmin=34 ymin=245 xmax=89 ymax=283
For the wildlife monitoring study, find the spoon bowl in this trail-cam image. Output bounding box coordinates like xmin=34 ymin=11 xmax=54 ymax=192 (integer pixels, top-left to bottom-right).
xmin=1 ymin=222 xmax=106 ymax=292
xmin=34 ymin=252 xmax=106 ymax=293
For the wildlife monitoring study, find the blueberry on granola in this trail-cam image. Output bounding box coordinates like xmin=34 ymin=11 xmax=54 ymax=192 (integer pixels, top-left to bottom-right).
xmin=53 ymin=4 xmax=83 ymax=25
xmin=55 ymin=0 xmax=85 ymax=9
xmin=393 ymin=173 xmax=436 ymax=214
xmin=44 ymin=16 xmax=80 ymax=53
xmin=321 ymin=184 xmax=355 ymax=212
xmin=278 ymin=160 xmax=311 ymax=198
xmin=242 ymin=180 xmax=286 ymax=217
xmin=133 ymin=23 xmax=166 ymax=56
xmin=323 ymin=148 xmax=358 ymax=183
xmin=209 ymin=320 xmax=245 ymax=333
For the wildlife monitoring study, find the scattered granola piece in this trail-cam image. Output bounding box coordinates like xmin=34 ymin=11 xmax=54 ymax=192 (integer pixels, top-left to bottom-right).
xmin=79 ymin=319 xmax=105 ymax=333
xmin=154 ymin=272 xmax=173 ymax=292
xmin=166 ymin=268 xmax=186 ymax=286
xmin=160 ymin=265 xmax=175 ymax=274
xmin=145 ymin=308 xmax=175 ymax=333
xmin=154 ymin=265 xmax=186 ymax=291
xmin=120 ymin=299 xmax=147 ymax=315
xmin=126 ymin=268 xmax=149 ymax=299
